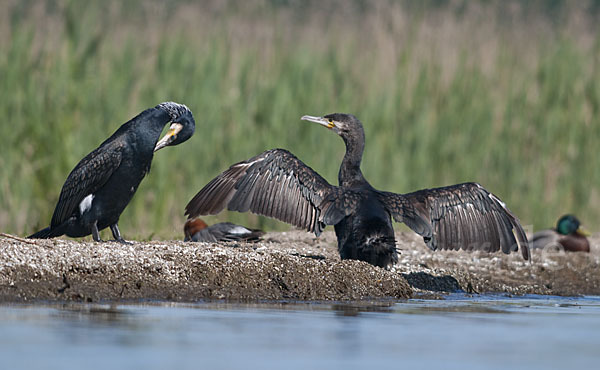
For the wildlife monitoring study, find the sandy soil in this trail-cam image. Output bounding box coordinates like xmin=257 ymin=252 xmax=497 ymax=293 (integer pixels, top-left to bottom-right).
xmin=1 ymin=231 xmax=598 ymax=303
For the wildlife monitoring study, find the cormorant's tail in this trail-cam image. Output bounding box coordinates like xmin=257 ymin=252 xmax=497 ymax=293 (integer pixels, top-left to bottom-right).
xmin=28 ymin=227 xmax=58 ymax=239
xmin=340 ymin=235 xmax=398 ymax=269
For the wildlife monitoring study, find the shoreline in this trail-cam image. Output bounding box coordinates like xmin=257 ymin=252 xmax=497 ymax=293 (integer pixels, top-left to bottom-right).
xmin=1 ymin=231 xmax=598 ymax=303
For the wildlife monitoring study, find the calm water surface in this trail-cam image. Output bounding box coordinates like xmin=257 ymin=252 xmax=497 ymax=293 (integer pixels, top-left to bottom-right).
xmin=0 ymin=294 xmax=599 ymax=370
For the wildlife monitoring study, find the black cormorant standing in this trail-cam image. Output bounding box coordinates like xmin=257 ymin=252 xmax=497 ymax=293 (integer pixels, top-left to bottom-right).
xmin=29 ymin=102 xmax=195 ymax=242
xmin=185 ymin=113 xmax=529 ymax=268
xmin=184 ymin=218 xmax=264 ymax=243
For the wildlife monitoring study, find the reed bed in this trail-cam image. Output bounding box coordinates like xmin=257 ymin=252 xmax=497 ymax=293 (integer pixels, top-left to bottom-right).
xmin=1 ymin=0 xmax=598 ymax=239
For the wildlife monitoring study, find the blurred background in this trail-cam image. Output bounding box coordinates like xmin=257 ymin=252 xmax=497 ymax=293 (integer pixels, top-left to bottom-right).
xmin=1 ymin=0 xmax=598 ymax=240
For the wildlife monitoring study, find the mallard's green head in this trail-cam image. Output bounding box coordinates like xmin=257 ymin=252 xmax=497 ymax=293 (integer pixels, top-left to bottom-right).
xmin=557 ymin=215 xmax=590 ymax=236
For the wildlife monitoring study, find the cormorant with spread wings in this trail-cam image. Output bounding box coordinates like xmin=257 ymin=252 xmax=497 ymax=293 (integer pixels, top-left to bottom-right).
xmin=186 ymin=113 xmax=529 ymax=268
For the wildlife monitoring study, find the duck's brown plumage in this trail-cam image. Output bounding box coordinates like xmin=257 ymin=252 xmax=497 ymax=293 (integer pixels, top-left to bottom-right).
xmin=184 ymin=218 xmax=264 ymax=243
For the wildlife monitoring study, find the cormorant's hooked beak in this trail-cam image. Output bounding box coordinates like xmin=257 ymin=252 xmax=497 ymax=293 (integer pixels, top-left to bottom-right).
xmin=301 ymin=115 xmax=336 ymax=129
xmin=154 ymin=123 xmax=183 ymax=152
xmin=576 ymin=225 xmax=591 ymax=237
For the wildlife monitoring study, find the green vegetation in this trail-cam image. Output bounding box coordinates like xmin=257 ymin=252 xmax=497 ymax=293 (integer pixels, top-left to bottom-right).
xmin=1 ymin=0 xmax=599 ymax=239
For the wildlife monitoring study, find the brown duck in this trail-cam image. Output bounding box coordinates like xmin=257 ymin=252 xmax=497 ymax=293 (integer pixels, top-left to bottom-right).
xmin=184 ymin=218 xmax=264 ymax=243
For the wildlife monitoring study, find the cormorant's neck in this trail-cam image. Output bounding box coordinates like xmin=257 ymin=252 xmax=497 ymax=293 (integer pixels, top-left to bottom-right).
xmin=338 ymin=130 xmax=367 ymax=188
xmin=131 ymin=108 xmax=172 ymax=148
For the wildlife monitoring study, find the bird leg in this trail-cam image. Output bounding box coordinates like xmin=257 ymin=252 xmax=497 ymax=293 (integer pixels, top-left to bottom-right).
xmin=92 ymin=221 xmax=103 ymax=242
xmin=110 ymin=224 xmax=131 ymax=244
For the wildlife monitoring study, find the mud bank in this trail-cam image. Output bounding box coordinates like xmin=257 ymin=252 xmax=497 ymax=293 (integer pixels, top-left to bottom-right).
xmin=1 ymin=231 xmax=598 ymax=303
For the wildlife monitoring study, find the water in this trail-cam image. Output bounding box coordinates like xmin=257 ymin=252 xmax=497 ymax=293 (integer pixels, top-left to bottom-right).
xmin=0 ymin=294 xmax=599 ymax=370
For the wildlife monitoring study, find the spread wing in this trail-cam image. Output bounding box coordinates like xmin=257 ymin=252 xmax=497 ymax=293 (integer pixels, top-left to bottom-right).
xmin=50 ymin=140 xmax=124 ymax=226
xmin=185 ymin=149 xmax=358 ymax=235
xmin=378 ymin=182 xmax=530 ymax=260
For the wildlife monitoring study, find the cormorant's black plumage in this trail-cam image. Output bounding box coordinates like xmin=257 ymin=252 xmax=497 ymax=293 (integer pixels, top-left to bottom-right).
xmin=185 ymin=113 xmax=528 ymax=267
xmin=29 ymin=102 xmax=195 ymax=242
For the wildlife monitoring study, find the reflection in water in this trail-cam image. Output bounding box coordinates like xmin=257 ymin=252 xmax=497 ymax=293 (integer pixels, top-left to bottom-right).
xmin=0 ymin=294 xmax=599 ymax=370
xmin=332 ymin=301 xmax=396 ymax=317
xmin=54 ymin=303 xmax=131 ymax=326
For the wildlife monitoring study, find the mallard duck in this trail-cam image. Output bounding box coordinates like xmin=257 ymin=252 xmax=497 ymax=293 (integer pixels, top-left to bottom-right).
xmin=532 ymin=215 xmax=590 ymax=252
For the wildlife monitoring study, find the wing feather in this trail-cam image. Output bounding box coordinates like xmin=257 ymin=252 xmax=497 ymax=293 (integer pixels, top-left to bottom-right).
xmin=50 ymin=140 xmax=124 ymax=226
xmin=378 ymin=182 xmax=530 ymax=260
xmin=185 ymin=149 xmax=355 ymax=234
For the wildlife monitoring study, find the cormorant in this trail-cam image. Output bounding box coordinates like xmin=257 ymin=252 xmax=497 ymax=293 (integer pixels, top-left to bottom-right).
xmin=184 ymin=218 xmax=265 ymax=243
xmin=28 ymin=102 xmax=195 ymax=243
xmin=532 ymin=214 xmax=590 ymax=252
xmin=185 ymin=113 xmax=529 ymax=268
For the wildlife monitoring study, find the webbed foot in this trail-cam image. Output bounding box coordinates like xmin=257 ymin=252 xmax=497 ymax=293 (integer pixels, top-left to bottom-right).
xmin=110 ymin=224 xmax=132 ymax=244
